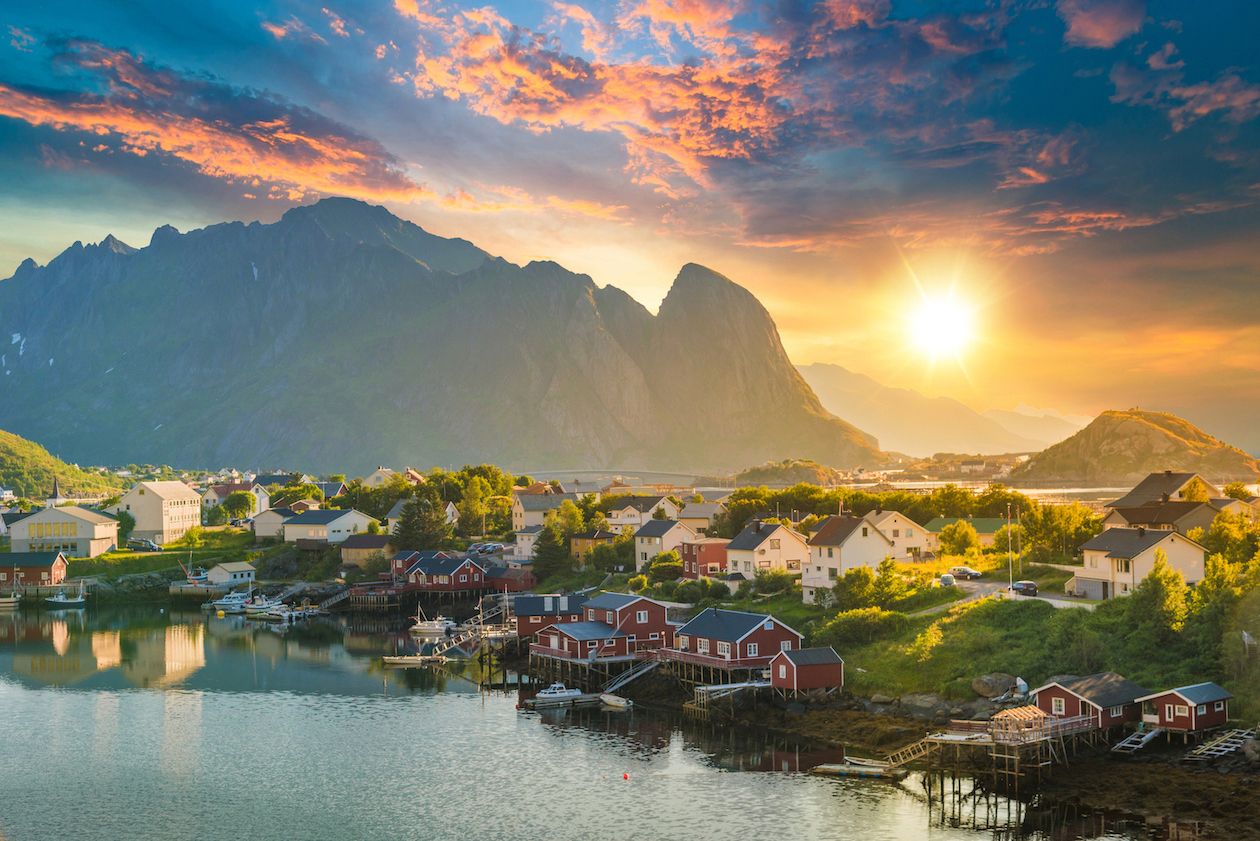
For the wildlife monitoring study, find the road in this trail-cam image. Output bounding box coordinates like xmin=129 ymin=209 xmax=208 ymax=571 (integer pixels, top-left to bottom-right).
xmin=908 ymin=577 xmax=1094 ymax=616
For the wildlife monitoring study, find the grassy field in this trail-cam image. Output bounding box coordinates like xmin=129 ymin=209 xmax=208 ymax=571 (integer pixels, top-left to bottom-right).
xmin=69 ymin=529 xmax=262 ymax=579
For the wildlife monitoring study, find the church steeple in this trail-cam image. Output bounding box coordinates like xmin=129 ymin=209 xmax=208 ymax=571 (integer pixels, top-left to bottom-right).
xmin=45 ymin=476 xmax=66 ymax=508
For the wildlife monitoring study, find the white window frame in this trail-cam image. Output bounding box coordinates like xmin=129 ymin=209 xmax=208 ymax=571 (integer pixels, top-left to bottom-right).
xmin=1109 ymin=705 xmax=1124 ymax=717
xmin=1175 ymin=704 xmax=1189 ymax=717
xmin=1196 ymin=704 xmax=1207 ymax=716
xmin=746 ymin=643 xmax=758 ymax=657
xmin=780 ymin=640 xmax=792 ymax=651
xmin=636 ymin=610 xmax=648 ymax=624
xmin=1214 ymin=701 xmax=1225 ymax=712
xmin=1052 ymin=697 xmax=1066 ymax=715
xmin=716 ymin=641 xmax=731 ymax=658
xmin=696 ymin=638 xmax=709 ymax=654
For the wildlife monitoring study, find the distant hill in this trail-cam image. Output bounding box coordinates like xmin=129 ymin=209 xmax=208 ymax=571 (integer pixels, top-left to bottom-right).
xmin=797 ymin=363 xmax=1044 ymax=455
xmin=0 ymin=198 xmax=881 ymax=474
xmin=0 ymin=428 xmax=123 ymax=499
xmin=983 ymin=408 xmax=1083 ymax=449
xmin=1011 ymin=409 xmax=1260 ymax=484
xmin=733 ymin=459 xmax=847 ymax=486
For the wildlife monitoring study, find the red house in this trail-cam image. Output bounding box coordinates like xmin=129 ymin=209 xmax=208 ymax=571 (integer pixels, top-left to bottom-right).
xmin=0 ymin=551 xmax=68 ymax=588
xmin=666 ymin=608 xmax=803 ymax=669
xmin=581 ymin=592 xmax=675 ymax=648
xmin=484 ymin=566 xmax=534 ymax=593
xmin=513 ymin=593 xmax=588 ymax=639
xmin=770 ymin=647 xmax=844 ymax=698
xmin=1030 ymin=672 xmax=1150 ymax=732
xmin=534 ymin=621 xmax=634 ymax=660
xmin=407 ymin=555 xmax=487 ymax=591
xmin=1134 ymin=683 xmax=1232 ymax=733
xmin=392 ymin=550 xmax=454 ymax=578
xmin=680 ymin=538 xmax=729 ymax=579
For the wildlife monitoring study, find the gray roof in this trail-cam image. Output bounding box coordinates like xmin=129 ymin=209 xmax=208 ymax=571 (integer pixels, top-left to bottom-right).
xmin=315 ymin=481 xmax=346 ymax=499
xmin=1079 ymin=527 xmax=1198 ymax=558
xmin=514 ymin=594 xmax=588 ymax=616
xmin=286 ymin=508 xmax=367 ymax=525
xmin=584 ymin=592 xmax=644 ymax=611
xmin=0 ymin=551 xmax=65 ymax=567
xmin=257 ymin=507 xmax=295 ymax=520
xmin=727 ymin=520 xmax=797 ymax=551
xmin=778 ymin=647 xmax=843 ymax=666
xmin=1054 ymin=672 xmax=1150 ymax=708
xmin=255 ymin=473 xmax=302 ymax=487
xmin=515 ymin=493 xmax=579 ymax=512
xmin=677 ymin=607 xmax=800 ymax=642
xmin=635 ymin=519 xmax=684 ymax=538
xmin=340 ymin=534 xmax=391 ymax=550
xmin=515 ymin=524 xmax=545 ymax=535
xmin=549 ymin=620 xmax=626 ymax=641
xmin=607 ymin=496 xmax=669 ymax=512
xmin=1 ymin=511 xmax=32 ymax=527
xmin=679 ymin=502 xmax=724 ymax=518
xmin=1107 ymin=472 xmax=1204 ymax=508
xmin=1141 ymin=682 xmax=1233 ymax=705
xmin=386 ymin=499 xmax=408 ymax=519
xmin=1109 ymin=501 xmax=1215 ymax=527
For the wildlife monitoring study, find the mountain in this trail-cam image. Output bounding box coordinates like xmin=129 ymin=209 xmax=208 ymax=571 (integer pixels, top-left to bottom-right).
xmin=0 ymin=428 xmax=123 ymax=499
xmin=1010 ymin=409 xmax=1260 ymax=484
xmin=0 ymin=198 xmax=881 ymax=475
xmin=983 ymin=408 xmax=1083 ymax=449
xmin=797 ymin=363 xmax=1044 ymax=455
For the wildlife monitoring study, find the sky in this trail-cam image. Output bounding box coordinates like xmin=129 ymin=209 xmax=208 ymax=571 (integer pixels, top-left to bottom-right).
xmin=1 ymin=0 xmax=1258 ymax=446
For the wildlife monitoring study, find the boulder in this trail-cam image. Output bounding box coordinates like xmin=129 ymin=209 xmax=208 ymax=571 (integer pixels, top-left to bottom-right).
xmin=1243 ymin=738 xmax=1260 ymax=765
xmin=899 ymin=693 xmax=952 ymax=722
xmin=870 ymin=693 xmax=895 ymax=705
xmin=971 ymin=672 xmax=1018 ymax=698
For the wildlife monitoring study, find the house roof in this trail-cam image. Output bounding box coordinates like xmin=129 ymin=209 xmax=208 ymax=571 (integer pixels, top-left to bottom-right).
xmin=572 ymin=530 xmax=618 ymax=540
xmin=1 ymin=511 xmax=32 ymax=527
xmin=1106 ymin=472 xmax=1205 ymax=508
xmin=679 ymin=502 xmax=725 ymax=519
xmin=676 ymin=607 xmax=801 ymax=642
xmin=1079 ymin=527 xmax=1202 ymax=559
xmin=27 ymin=505 xmax=117 ymax=526
xmin=386 ymin=499 xmax=408 ymax=519
xmin=208 ymin=482 xmax=260 ymax=496
xmin=514 ymin=594 xmax=588 ymax=615
xmin=1136 ymin=682 xmax=1232 ymax=705
xmin=584 ymin=592 xmax=647 ymax=611
xmin=515 ymin=493 xmax=579 ymax=512
xmin=254 ymin=473 xmax=302 ymax=487
xmin=128 ymin=480 xmax=201 ymax=501
xmin=212 ymin=562 xmax=255 ymax=573
xmin=1033 ymin=672 xmax=1150 ymax=708
xmin=635 ymin=519 xmax=686 ymax=539
xmin=285 ymin=508 xmax=368 ymax=525
xmin=808 ymin=515 xmax=887 ymax=547
xmin=924 ymin=516 xmax=1007 ymax=534
xmin=549 ymin=620 xmax=626 ymax=641
xmin=485 ymin=566 xmax=530 ymax=583
xmin=256 ymin=507 xmax=295 ymax=520
xmin=727 ymin=520 xmax=800 ymax=551
xmin=608 ymin=495 xmax=670 ymax=513
xmin=340 ymin=534 xmax=391 ymax=550
xmin=314 ymin=482 xmax=346 ymax=499
xmin=775 ymin=646 xmax=843 ymax=666
xmin=1108 ymin=501 xmax=1215 ymax=527
xmin=406 ymin=555 xmax=484 ymax=577
xmin=0 ymin=551 xmax=65 ymax=567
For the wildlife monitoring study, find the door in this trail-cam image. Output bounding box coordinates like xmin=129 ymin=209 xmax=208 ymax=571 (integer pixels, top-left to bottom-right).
xmin=1101 ymin=582 xmax=1109 ymax=599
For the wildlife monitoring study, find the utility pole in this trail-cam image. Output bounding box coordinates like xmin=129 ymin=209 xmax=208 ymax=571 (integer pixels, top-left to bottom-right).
xmin=1006 ymin=502 xmax=1014 ymax=590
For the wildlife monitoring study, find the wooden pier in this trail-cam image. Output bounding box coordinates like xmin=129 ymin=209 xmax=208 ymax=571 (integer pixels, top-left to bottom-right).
xmin=522 ymin=692 xmax=604 ymax=710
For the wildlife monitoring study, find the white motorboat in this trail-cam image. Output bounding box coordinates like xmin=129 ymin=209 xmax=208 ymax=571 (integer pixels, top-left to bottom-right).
xmin=409 ymin=607 xmax=458 ymax=636
xmin=243 ymin=596 xmax=286 ymax=616
xmin=207 ymin=589 xmax=253 ymax=613
xmin=0 ymin=592 xmax=21 ymax=610
xmin=45 ymin=581 xmax=86 ymax=609
xmin=599 ymin=693 xmax=633 ymax=709
xmin=382 ymin=654 xmax=447 ymax=667
xmin=535 ymin=683 xmax=583 ymax=700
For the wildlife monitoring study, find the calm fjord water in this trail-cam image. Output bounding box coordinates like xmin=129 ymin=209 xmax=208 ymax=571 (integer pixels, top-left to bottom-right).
xmin=0 ymin=609 xmax=1160 ymax=841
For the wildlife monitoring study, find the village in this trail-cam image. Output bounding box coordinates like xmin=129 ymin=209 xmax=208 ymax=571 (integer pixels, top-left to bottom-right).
xmin=2 ymin=463 xmax=1258 ymax=793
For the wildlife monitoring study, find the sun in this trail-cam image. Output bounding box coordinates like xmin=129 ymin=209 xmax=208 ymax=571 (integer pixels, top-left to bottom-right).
xmin=908 ymin=293 xmax=976 ymax=362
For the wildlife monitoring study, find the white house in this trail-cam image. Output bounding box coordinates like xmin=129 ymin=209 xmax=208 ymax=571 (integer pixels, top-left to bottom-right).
xmin=802 ymin=515 xmax=894 ymax=604
xmin=513 ymin=524 xmax=544 ymax=560
xmin=252 ymin=507 xmax=294 ymax=540
xmin=725 ymin=520 xmax=810 ymax=581
xmin=385 ymin=498 xmax=459 ymax=532
xmin=202 ymin=482 xmax=270 ymax=516
xmin=106 ymin=481 xmax=202 ymax=545
xmin=207 ymin=562 xmax=256 ymax=587
xmin=863 ymin=509 xmax=925 ymax=559
xmin=604 ymin=496 xmax=681 ymax=534
xmin=511 ymin=492 xmax=582 ymax=531
xmin=283 ymin=509 xmax=379 ymax=544
xmin=633 ymin=519 xmax=695 ymax=571
xmin=364 ymin=467 xmax=397 ymax=488
xmin=676 ymin=501 xmax=726 ymax=535
xmin=1072 ymin=527 xmax=1206 ymax=599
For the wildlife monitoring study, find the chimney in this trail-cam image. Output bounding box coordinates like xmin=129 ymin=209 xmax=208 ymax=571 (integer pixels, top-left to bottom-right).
xmin=754 ymin=520 xmax=763 ymax=533
xmin=1137 ymin=526 xmax=1145 ymax=537
xmin=1161 ymin=492 xmax=1170 ymax=503
xmin=876 ymin=504 xmax=883 ymax=515
xmin=1164 ymin=469 xmax=1172 ymax=476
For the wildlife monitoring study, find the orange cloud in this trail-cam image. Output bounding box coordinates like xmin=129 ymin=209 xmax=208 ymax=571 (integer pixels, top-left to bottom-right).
xmin=1057 ymin=0 xmax=1145 ymax=48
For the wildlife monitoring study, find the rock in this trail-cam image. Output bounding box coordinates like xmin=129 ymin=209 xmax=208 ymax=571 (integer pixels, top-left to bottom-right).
xmin=971 ymin=672 xmax=1017 ymax=698
xmin=785 ymin=702 xmax=806 ymax=715
xmin=899 ymin=693 xmax=952 ymax=722
xmin=870 ymin=693 xmax=895 ymax=705
xmin=1243 ymin=738 xmax=1260 ymax=764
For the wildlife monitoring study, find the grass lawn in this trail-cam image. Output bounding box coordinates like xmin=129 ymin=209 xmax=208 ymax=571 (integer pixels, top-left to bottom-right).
xmin=535 ymin=567 xmax=618 ymax=594
xmin=715 ymin=590 xmax=829 ymax=632
xmin=69 ymin=529 xmax=264 ymax=579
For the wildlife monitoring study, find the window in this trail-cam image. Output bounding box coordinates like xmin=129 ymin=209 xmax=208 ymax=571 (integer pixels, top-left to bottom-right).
xmin=746 ymin=643 xmax=758 ymax=657
xmin=1215 ymin=701 xmax=1226 ymax=712
xmin=717 ymin=641 xmax=731 ymax=657
xmin=768 ymin=539 xmax=780 ymax=550
xmin=827 ymin=568 xmax=837 ymax=580
xmin=678 ymin=636 xmax=689 ymax=651
xmin=458 ymin=574 xmax=467 ymax=583
xmin=587 ymin=640 xmax=598 ymax=649
xmin=1052 ymin=697 xmax=1066 ymax=715
xmin=697 ymin=639 xmax=709 ymax=654
xmin=636 ymin=610 xmax=648 ymax=624
xmin=606 ymin=611 xmax=613 ymax=623
xmin=861 ymin=527 xmax=868 ymax=537
xmin=892 ymin=529 xmax=900 ymax=538
xmin=763 ymin=619 xmax=773 ymax=630
xmin=778 ymin=664 xmax=787 ymax=679
xmin=1116 ymin=558 xmax=1131 ymax=573
xmin=780 ymin=640 xmax=792 ymax=651
xmin=826 ymin=547 xmax=834 ymax=558
xmin=1164 ymin=703 xmax=1174 ymax=719
xmin=906 ymin=529 xmax=913 ymax=537
xmin=1109 ymin=706 xmax=1124 ymax=718
xmin=649 ymin=632 xmax=658 ymax=640
xmin=1196 ymin=704 xmax=1207 ymax=716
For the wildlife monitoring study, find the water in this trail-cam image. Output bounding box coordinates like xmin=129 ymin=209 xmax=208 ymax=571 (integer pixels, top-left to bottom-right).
xmin=0 ymin=608 xmax=1192 ymax=841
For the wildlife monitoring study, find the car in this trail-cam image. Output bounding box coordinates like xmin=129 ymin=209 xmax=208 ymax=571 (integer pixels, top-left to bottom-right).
xmin=1010 ymin=580 xmax=1038 ymax=597
xmin=938 ymin=573 xmax=956 ymax=587
xmin=949 ymin=566 xmax=982 ymax=580
xmin=127 ymin=538 xmax=162 ymax=552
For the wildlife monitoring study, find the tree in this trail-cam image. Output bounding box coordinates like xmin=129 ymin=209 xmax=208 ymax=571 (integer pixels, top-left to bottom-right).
xmin=1223 ymin=482 xmax=1252 ymax=501
xmin=457 ymin=476 xmax=491 ymax=536
xmin=938 ymin=520 xmax=980 ymax=556
xmin=651 ymin=506 xmax=669 ymax=520
xmin=1181 ymin=477 xmax=1212 ymax=503
xmin=367 ymin=519 xmax=382 ymax=535
xmin=1126 ymin=550 xmax=1189 ymax=638
xmin=114 ymin=510 xmax=135 ymax=545
xmin=993 ymin=524 xmax=1025 ymax=556
xmin=392 ymin=491 xmax=453 ymax=551
xmin=548 ymin=499 xmax=585 ymax=538
xmin=871 ymin=557 xmax=908 ymax=608
xmin=929 ymin=484 xmax=974 ymax=518
xmin=532 ymin=524 xmax=573 ymax=582
xmin=831 ymin=566 xmax=876 ymax=611
xmin=646 ymin=550 xmax=683 ymax=583
xmin=178 ymin=526 xmax=204 ymax=549
xmin=587 ymin=510 xmax=610 ymax=533
xmin=205 ymin=505 xmax=228 ymax=526
xmin=221 ymin=491 xmax=255 ymax=521
xmin=754 ymin=569 xmax=794 ymax=594
xmin=815 ymin=607 xmax=909 ymax=646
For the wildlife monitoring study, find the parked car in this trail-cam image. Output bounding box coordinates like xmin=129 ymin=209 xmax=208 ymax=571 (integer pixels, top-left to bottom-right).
xmin=949 ymin=566 xmax=982 ymax=580
xmin=127 ymin=538 xmax=162 ymax=552
xmin=1010 ymin=580 xmax=1038 ymax=597
xmin=938 ymin=573 xmax=956 ymax=587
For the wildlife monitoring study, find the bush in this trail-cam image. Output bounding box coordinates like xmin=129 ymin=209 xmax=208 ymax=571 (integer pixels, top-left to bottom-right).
xmin=628 ymin=574 xmax=649 ymax=592
xmin=754 ymin=569 xmax=794 ymax=595
xmin=656 ymin=580 xmax=679 ymax=599
xmin=814 ymin=607 xmax=910 ymax=646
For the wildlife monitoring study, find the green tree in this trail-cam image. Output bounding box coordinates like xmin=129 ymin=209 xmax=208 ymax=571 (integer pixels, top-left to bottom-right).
xmin=831 ymin=565 xmax=876 ymax=611
xmin=392 ymin=491 xmax=453 ymax=551
xmin=457 ymin=476 xmax=491 ymax=536
xmin=547 ymin=499 xmax=585 ymax=538
xmin=929 ymin=484 xmax=974 ymax=518
xmin=753 ymin=568 xmax=794 ymax=595
xmin=646 ymin=550 xmax=683 ymax=583
xmin=993 ymin=524 xmax=1025 ymax=556
xmin=367 ymin=519 xmax=382 ymax=535
xmin=651 ymin=506 xmax=669 ymax=520
xmin=221 ymin=491 xmax=255 ymax=521
xmin=1223 ymin=482 xmax=1252 ymax=501
xmin=1126 ymin=549 xmax=1189 ymax=638
xmin=1181 ymin=477 xmax=1212 ymax=503
xmin=871 ymin=557 xmax=908 ymax=608
xmin=1199 ymin=510 xmax=1260 ymax=565
xmin=205 ymin=505 xmax=228 ymax=526
xmin=814 ymin=607 xmax=909 ymax=646
xmin=938 ymin=520 xmax=980 ymax=556
xmin=532 ymin=524 xmax=573 ymax=582
xmin=114 ymin=510 xmax=135 ymax=545
xmin=178 ymin=526 xmax=204 ymax=549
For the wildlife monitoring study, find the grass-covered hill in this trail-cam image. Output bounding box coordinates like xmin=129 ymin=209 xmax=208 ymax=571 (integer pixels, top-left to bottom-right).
xmin=0 ymin=427 xmax=123 ymax=499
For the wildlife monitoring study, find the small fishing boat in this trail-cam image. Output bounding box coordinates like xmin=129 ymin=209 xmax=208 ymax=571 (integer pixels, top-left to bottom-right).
xmin=0 ymin=591 xmax=21 ymax=610
xmin=206 ymin=589 xmax=253 ymax=613
xmin=409 ymin=607 xmax=458 ymax=636
xmin=809 ymin=758 xmax=908 ymax=781
xmin=599 ymin=693 xmax=633 ymax=709
xmin=243 ymin=595 xmax=286 ymax=617
xmin=176 ymin=553 xmax=208 ymax=584
xmin=45 ymin=580 xmax=87 ymax=609
xmin=382 ymin=654 xmax=447 ymax=667
xmin=535 ymin=683 xmax=583 ymax=700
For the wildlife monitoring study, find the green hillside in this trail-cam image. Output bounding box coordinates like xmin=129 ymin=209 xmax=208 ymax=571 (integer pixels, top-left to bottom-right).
xmin=0 ymin=428 xmax=123 ymax=499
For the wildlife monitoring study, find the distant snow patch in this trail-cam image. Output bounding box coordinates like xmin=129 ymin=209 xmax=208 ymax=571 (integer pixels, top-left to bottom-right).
xmin=105 ymin=366 xmax=114 ymax=374
xmin=19 ymin=338 xmax=25 ymax=356
xmin=251 ymin=261 xmax=259 ymax=281
xmin=48 ymin=357 xmax=54 ymax=367
xmin=10 ymin=333 xmax=18 ymax=345
xmin=153 ymin=423 xmax=163 ymax=431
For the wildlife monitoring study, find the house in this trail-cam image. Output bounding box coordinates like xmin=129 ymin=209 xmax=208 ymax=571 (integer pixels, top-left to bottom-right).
xmin=364 ymin=467 xmax=397 ymax=488
xmin=106 ymin=481 xmax=203 ymax=545
xmin=580 ymin=592 xmax=675 ymax=646
xmin=1 ymin=511 xmax=32 ymax=537
xmin=253 ymin=472 xmax=314 ymax=489
xmin=724 ymin=520 xmax=809 ymax=580
xmin=386 ymin=498 xmax=408 ymax=534
xmin=924 ymin=516 xmax=1006 ymax=551
xmin=1031 ymin=672 xmax=1151 ymax=731
xmin=534 ymin=621 xmax=632 ymax=661
xmin=0 ymin=551 xmax=68 ymax=588
xmin=1073 ymin=527 xmax=1206 ymax=599
xmin=289 ymin=499 xmax=321 ymax=513
xmin=390 ymin=549 xmax=453 ymax=578
xmin=1135 ymin=683 xmax=1232 ymax=734
xmin=406 ymin=555 xmax=487 ymax=591
xmin=0 ymin=487 xmax=14 ymax=502
xmin=313 ymin=481 xmax=347 ymax=501
xmin=511 ymin=492 xmax=581 ymax=531
xmin=604 ymin=496 xmax=681 ymax=533
xmin=570 ymin=530 xmax=617 ymax=562
xmin=1103 ymin=500 xmax=1227 ymax=534
xmin=803 ymin=515 xmax=894 ymax=604
xmin=443 ymin=500 xmax=459 ymax=526
xmin=680 ymin=537 xmax=729 ymax=579
xmin=1106 ymin=471 xmax=1222 ymax=509
xmin=512 ymin=525 xmax=544 ymax=560
xmin=402 ymin=468 xmax=427 ymax=486
xmin=201 ymin=482 xmax=270 ymax=516
xmin=864 ymin=509 xmax=925 ymax=559
xmin=668 ymin=608 xmax=802 ymax=668
xmin=339 ymin=534 xmax=393 ymax=565
xmin=484 ymin=565 xmax=535 ymax=592
xmin=513 ymin=593 xmax=589 ymax=639
xmin=959 ymin=459 xmax=987 ymax=474
xmin=252 ymin=507 xmax=295 ymax=540
xmin=770 ymin=647 xmax=844 ymax=698
xmin=676 ymin=501 xmax=726 ymax=535
xmin=206 ymin=562 xmax=255 ymax=587
xmin=533 ymin=592 xmax=673 ymax=660
xmin=633 ymin=519 xmax=695 ymax=571
xmin=9 ymin=506 xmax=118 ymax=558
xmin=282 ymin=509 xmax=379 ymax=544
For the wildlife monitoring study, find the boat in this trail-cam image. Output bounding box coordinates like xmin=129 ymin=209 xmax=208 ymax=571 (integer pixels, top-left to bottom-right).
xmin=382 ymin=654 xmax=447 ymax=667
xmin=535 ymin=683 xmax=583 ymax=700
xmin=45 ymin=580 xmax=87 ymax=609
xmin=599 ymin=693 xmax=633 ymax=709
xmin=206 ymin=589 xmax=254 ymax=613
xmin=243 ymin=595 xmax=286 ymax=616
xmin=0 ymin=592 xmax=20 ymax=610
xmin=176 ymin=553 xmax=208 ymax=584
xmin=809 ymin=758 xmax=909 ymax=781
xmin=409 ymin=607 xmax=458 ymax=636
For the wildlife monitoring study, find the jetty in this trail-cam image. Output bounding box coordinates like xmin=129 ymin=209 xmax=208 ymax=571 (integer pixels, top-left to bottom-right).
xmin=522 ymin=692 xmax=604 ymax=710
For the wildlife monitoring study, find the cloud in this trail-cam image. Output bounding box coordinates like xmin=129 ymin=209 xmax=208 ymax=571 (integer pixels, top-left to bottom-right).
xmin=1057 ymin=0 xmax=1145 ymax=48
xmin=1111 ymin=60 xmax=1260 ymax=131
xmin=8 ymin=25 xmax=36 ymax=52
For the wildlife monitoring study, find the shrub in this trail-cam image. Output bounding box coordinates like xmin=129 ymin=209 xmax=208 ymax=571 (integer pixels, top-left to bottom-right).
xmin=754 ymin=569 xmax=794 ymax=595
xmin=814 ymin=607 xmax=909 ymax=646
xmin=628 ymin=574 xmax=649 ymax=592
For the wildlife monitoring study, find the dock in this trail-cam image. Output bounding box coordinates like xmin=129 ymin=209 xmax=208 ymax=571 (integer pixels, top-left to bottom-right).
xmin=522 ymin=692 xmax=604 ymax=710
